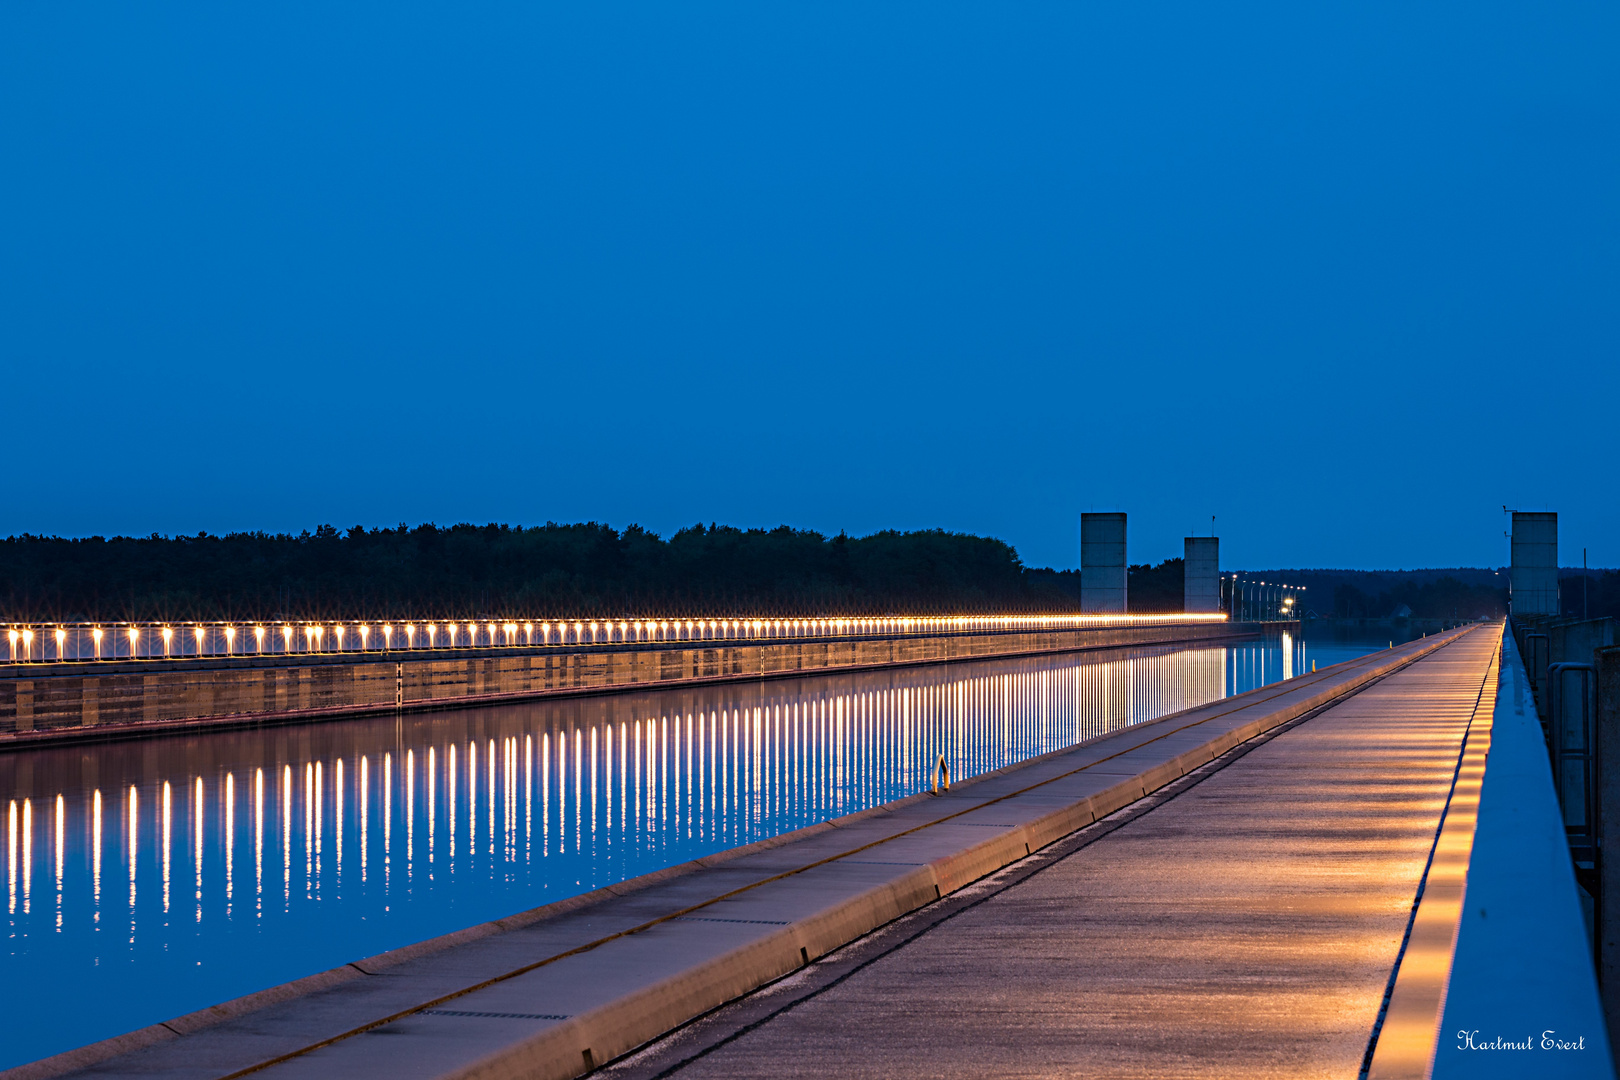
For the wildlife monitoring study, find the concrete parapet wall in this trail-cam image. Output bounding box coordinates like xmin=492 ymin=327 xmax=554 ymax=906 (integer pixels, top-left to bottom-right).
xmin=0 ymin=622 xmax=1253 ymax=748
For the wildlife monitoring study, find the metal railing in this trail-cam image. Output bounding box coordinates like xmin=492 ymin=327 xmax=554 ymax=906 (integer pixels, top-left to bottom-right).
xmin=3 ymin=612 xmax=1231 ymax=664
xmin=1549 ymin=662 xmax=1599 ymax=870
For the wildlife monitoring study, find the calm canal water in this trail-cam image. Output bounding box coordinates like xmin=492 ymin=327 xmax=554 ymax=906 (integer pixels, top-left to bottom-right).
xmin=1 ymin=626 xmax=1427 ymax=1067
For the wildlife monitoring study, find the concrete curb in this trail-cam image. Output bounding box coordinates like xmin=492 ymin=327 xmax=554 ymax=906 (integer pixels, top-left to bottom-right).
xmin=1367 ymin=628 xmax=1500 ymax=1078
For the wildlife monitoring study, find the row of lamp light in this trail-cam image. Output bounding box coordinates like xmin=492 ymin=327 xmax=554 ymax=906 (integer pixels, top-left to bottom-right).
xmin=3 ymin=612 xmax=1227 ymax=663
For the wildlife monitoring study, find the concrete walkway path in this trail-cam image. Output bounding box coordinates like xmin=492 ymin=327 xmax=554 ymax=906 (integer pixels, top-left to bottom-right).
xmin=630 ymin=630 xmax=1500 ymax=1080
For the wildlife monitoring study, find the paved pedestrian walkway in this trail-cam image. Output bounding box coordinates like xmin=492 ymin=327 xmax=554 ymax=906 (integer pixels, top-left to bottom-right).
xmin=652 ymin=630 xmax=1500 ymax=1079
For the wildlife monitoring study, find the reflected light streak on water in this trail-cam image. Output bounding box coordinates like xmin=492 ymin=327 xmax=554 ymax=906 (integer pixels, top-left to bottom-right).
xmin=3 ymin=630 xmax=1404 ymax=1068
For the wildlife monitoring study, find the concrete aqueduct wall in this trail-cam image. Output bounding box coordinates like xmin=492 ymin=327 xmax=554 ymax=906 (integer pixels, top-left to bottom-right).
xmin=0 ymin=621 xmax=1259 ymax=747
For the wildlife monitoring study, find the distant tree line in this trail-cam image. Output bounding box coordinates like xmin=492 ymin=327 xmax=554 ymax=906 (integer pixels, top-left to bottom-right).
xmin=0 ymin=523 xmax=1084 ymax=622
xmin=1237 ymin=567 xmax=1508 ymax=620
xmin=1127 ymin=558 xmax=1185 ymax=613
xmin=1329 ymin=577 xmax=1506 ymax=620
xmin=1560 ymin=570 xmax=1620 ymax=622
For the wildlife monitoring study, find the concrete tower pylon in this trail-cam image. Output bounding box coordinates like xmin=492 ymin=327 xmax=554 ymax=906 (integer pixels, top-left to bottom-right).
xmin=1080 ymin=513 xmax=1127 ymax=613
xmin=1510 ymin=511 xmax=1558 ymax=615
xmin=1184 ymin=536 xmax=1219 ymax=613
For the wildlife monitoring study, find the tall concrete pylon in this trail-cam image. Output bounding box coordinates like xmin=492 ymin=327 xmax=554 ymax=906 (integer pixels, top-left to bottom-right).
xmin=1510 ymin=511 xmax=1558 ymax=615
xmin=1184 ymin=536 xmax=1220 ymax=613
xmin=1081 ymin=513 xmax=1127 ymax=613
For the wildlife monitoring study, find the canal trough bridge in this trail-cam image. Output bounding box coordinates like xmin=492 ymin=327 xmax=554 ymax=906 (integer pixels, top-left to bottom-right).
xmin=2 ymin=620 xmax=1609 ymax=1079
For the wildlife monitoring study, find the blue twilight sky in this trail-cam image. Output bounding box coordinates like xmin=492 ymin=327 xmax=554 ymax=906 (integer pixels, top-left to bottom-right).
xmin=2 ymin=2 xmax=1615 ymax=571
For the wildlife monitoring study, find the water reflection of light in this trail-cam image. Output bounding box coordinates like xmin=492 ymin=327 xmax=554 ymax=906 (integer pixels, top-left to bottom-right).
xmin=126 ymin=787 xmax=136 ymax=924
xmin=193 ymin=778 xmax=203 ymax=923
xmin=383 ymin=753 xmax=392 ymax=891
xmin=334 ymin=760 xmax=343 ymax=888
xmin=53 ymin=795 xmax=64 ymax=929
xmin=359 ymin=757 xmax=368 ymax=884
xmin=225 ymin=773 xmax=234 ymax=914
xmin=8 ymin=800 xmax=17 ymax=915
xmin=282 ymin=766 xmax=291 ymax=907
xmin=254 ymin=768 xmax=264 ymax=917
xmin=315 ymin=761 xmax=324 ymax=876
xmin=161 ymin=782 xmax=171 ymax=914
xmin=92 ymin=789 xmax=102 ymax=921
xmin=303 ymin=765 xmax=314 ymax=895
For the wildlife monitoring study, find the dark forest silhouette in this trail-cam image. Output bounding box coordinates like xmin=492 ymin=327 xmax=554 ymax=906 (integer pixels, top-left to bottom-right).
xmin=0 ymin=523 xmax=1082 ymax=621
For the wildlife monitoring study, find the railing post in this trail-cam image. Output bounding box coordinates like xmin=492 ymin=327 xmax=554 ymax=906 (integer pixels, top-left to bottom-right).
xmin=1552 ymin=663 xmax=1601 ymax=919
xmin=1598 ymin=643 xmax=1620 ymax=1060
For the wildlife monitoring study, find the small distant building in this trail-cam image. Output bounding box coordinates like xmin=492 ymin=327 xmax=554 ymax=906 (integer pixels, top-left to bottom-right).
xmin=1391 ymin=604 xmax=1413 ymax=619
